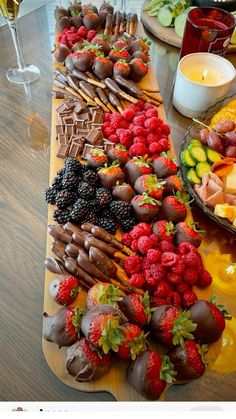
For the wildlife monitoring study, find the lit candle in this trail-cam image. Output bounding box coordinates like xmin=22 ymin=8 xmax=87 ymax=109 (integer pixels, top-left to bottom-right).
xmin=173 ymin=53 xmax=235 ymax=118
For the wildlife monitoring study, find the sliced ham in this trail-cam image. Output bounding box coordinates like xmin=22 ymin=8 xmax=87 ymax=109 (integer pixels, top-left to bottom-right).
xmin=205 ymin=190 xmax=225 ymax=207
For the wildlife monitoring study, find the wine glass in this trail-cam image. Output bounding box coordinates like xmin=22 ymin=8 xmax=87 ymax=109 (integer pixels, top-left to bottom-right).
xmin=0 ymin=0 xmax=40 ymax=84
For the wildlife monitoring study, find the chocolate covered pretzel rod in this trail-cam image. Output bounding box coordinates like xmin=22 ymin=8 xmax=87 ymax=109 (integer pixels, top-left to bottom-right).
xmin=72 ymin=68 xmax=106 ymax=89
xmin=104 ymin=78 xmax=138 ymax=104
xmin=96 ymin=87 xmax=117 ymax=113
xmin=78 ymin=81 xmax=110 ymax=112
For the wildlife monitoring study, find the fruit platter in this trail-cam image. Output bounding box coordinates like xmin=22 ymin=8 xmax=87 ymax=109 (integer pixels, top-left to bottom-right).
xmin=42 ymin=1 xmax=235 ymax=401
xmin=180 ymin=95 xmax=236 ymax=234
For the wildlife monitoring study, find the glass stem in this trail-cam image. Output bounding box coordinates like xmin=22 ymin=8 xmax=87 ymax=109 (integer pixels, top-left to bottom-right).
xmin=7 ymin=19 xmax=25 ymax=71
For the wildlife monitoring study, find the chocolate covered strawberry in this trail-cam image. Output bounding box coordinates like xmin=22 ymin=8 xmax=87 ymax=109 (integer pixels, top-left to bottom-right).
xmin=117 ymin=323 xmax=147 ymax=361
xmin=132 ymin=50 xmax=149 ymax=63
xmin=91 ymin=34 xmax=110 ymax=55
xmin=107 ymin=145 xmax=128 ymax=167
xmin=152 ymin=154 xmax=178 ymax=178
xmin=163 ymin=175 xmax=183 ymax=196
xmin=152 ymin=220 xmax=176 ymax=242
xmin=68 ymin=1 xmax=82 ymax=16
xmin=124 ymin=156 xmax=152 ymax=186
xmin=168 ymin=340 xmax=207 ymax=382
xmin=126 ymin=351 xmax=176 ymax=400
xmin=160 ymin=192 xmax=189 ymax=223
xmin=83 ymin=13 xmax=101 ymax=31
xmin=119 ymin=291 xmax=151 ymax=328
xmin=130 ymin=58 xmax=148 ymax=82
xmin=98 ymin=162 xmax=125 ymax=189
xmin=73 ymin=50 xmax=92 ymax=71
xmin=81 ymin=304 xmax=126 ymax=353
xmin=54 ymin=44 xmax=71 ymax=64
xmin=175 ymin=222 xmax=204 ymax=248
xmin=54 ymin=6 xmax=69 ymax=21
xmin=150 ymin=305 xmax=197 ymax=347
xmin=86 ymin=283 xmax=123 ymax=310
xmin=113 ymin=59 xmax=131 ymax=79
xmin=134 ymin=174 xmax=165 ymax=200
xmin=128 ymin=37 xmax=151 ymax=55
xmin=66 ymin=337 xmax=113 ymax=382
xmin=87 ymin=148 xmax=108 ymax=169
xmin=189 ymin=297 xmax=231 ymax=344
xmin=112 ymin=182 xmax=134 ymax=203
xmin=43 ymin=306 xmax=83 ymax=347
xmin=49 ymin=275 xmax=80 ymax=306
xmin=109 ymin=47 xmax=131 ymax=63
xmin=92 ymin=55 xmax=113 ymax=79
xmin=99 ymin=1 xmax=114 ymax=14
xmin=56 ymin=16 xmax=72 ymax=33
xmin=131 ymin=192 xmax=161 ymax=223
xmin=70 ymin=15 xmax=83 ymax=29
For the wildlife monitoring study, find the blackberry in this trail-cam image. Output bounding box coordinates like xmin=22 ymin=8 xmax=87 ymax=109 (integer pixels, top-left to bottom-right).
xmin=53 ymin=208 xmax=71 ymax=224
xmin=82 ymin=169 xmax=97 ymax=186
xmin=120 ymin=217 xmax=136 ymax=232
xmin=81 ymin=211 xmax=98 ymax=225
xmin=51 ymin=169 xmax=65 ymax=190
xmin=55 ymin=190 xmax=78 ymax=209
xmin=70 ymin=198 xmax=88 ymax=221
xmin=97 ymin=217 xmax=117 ymax=235
xmin=62 ymin=171 xmax=80 ymax=191
xmin=110 ymin=200 xmax=133 ymax=220
xmin=64 ymin=157 xmax=84 ymax=175
xmin=44 ymin=187 xmax=57 ymax=205
xmin=96 ymin=188 xmax=112 ymax=207
xmin=77 ymin=181 xmax=95 ymax=200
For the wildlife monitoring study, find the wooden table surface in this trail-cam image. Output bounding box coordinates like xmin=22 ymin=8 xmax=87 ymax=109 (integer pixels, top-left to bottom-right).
xmin=0 ymin=0 xmax=236 ymax=402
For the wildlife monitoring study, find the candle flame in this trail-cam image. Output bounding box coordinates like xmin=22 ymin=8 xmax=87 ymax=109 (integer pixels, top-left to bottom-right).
xmin=202 ymin=69 xmax=208 ymax=81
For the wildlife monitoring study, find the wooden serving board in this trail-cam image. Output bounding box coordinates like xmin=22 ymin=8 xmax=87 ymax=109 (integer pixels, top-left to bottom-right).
xmin=141 ymin=6 xmax=236 ymax=53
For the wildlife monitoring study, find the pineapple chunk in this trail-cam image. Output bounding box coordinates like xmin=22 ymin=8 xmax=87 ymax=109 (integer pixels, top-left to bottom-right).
xmin=214 ymin=204 xmax=236 ymax=222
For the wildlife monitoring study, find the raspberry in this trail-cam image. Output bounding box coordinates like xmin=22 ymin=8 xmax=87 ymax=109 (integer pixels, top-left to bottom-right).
xmin=161 ymin=252 xmax=178 ymax=267
xmin=147 ymin=133 xmax=158 ymax=145
xmin=131 ymin=239 xmax=139 ymax=252
xmin=144 ymin=102 xmax=153 ymax=110
xmin=166 ymin=272 xmax=182 ymax=285
xmin=121 ymin=232 xmax=132 ymax=246
xmin=124 ymin=255 xmax=142 ymax=275
xmin=154 ymin=281 xmax=171 ymax=298
xmin=197 ymin=269 xmax=212 ymax=288
xmin=149 ymin=142 xmax=162 ymax=154
xmin=183 ymin=268 xmax=198 ymax=285
xmin=149 ymin=263 xmax=166 ymax=282
xmin=130 ymin=223 xmax=152 ymax=239
xmin=122 ymin=108 xmax=136 ymax=121
xmin=133 ymin=135 xmax=147 ymax=145
xmin=182 ymin=290 xmax=198 ymax=308
xmin=136 ymin=100 xmax=145 ymax=110
xmin=159 ymin=138 xmax=170 ymax=152
xmin=149 ymin=233 xmax=159 ymax=249
xmin=151 ymin=297 xmax=166 ymax=307
xmin=110 ymin=113 xmax=123 ymax=127
xmin=144 ymin=269 xmax=158 ymax=287
xmin=161 ymin=124 xmax=170 ymax=136
xmin=103 ymin=113 xmax=110 ymax=122
xmin=109 ymin=134 xmax=119 ymax=144
xmin=129 ymin=143 xmax=149 ymax=157
xmin=175 ymin=282 xmax=191 ymax=295
xmin=87 ymin=29 xmax=96 ymax=42
xmin=141 ymin=256 xmax=149 ymax=271
xmin=166 ymin=291 xmax=181 ymax=308
xmin=178 ymin=242 xmax=198 ymax=255
xmin=171 ymin=258 xmax=185 ymax=274
xmin=147 ymin=249 xmax=162 ymax=264
xmin=137 ymin=236 xmax=153 ymax=255
xmin=119 ymin=120 xmax=130 ymax=129
xmin=117 ymin=129 xmax=133 ymax=147
xmin=132 ymin=126 xmax=147 ymax=137
xmin=128 ymin=273 xmax=145 ymax=288
xmin=181 ymin=252 xmax=203 ymax=270
xmin=103 ymin=126 xmax=115 ymax=137
xmin=77 ymin=26 xmax=88 ymax=39
xmin=159 ymin=240 xmax=176 ymax=253
xmin=133 ymin=115 xmax=145 ymax=126
xmin=103 ymin=121 xmax=111 ymax=129
xmin=145 ymin=108 xmax=158 ymax=119
xmin=144 ymin=117 xmax=161 ymax=130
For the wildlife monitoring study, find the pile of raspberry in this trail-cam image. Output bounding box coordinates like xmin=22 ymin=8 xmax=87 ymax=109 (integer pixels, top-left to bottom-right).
xmin=102 ymin=101 xmax=170 ymax=158
xmin=122 ymin=222 xmax=212 ymax=309
xmin=57 ymin=26 xmax=96 ymax=49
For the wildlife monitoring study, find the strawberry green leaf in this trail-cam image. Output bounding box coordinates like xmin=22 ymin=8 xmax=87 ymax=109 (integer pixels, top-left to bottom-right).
xmin=71 ymin=306 xmax=84 ymax=331
xmin=160 ymin=355 xmax=176 ymax=384
xmin=70 ymin=286 xmax=81 ymax=298
xmin=98 ymin=318 xmax=124 ymax=354
xmin=172 ymin=310 xmax=197 ymax=347
xmin=127 ymin=331 xmax=148 ymax=361
xmin=198 ymin=343 xmax=209 ymax=367
xmin=209 ymin=296 xmax=232 ymax=320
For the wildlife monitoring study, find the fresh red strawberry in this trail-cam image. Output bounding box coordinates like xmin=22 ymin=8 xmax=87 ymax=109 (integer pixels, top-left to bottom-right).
xmin=81 ymin=304 xmax=126 ymax=353
xmin=91 ymin=34 xmax=110 ymax=55
xmin=124 ymin=156 xmax=152 ymax=186
xmin=189 ymin=297 xmax=231 ymax=344
xmin=126 ymin=351 xmax=176 ymax=400
xmin=117 ymin=323 xmax=147 ymax=361
xmin=87 ymin=148 xmax=108 ymax=169
xmin=83 ymin=13 xmax=101 ymax=31
xmin=175 ymin=222 xmax=205 ymax=248
xmin=109 ymin=47 xmax=131 ymax=63
xmin=86 ymin=283 xmax=123 ymax=310
xmin=131 ymin=192 xmax=161 ymax=223
xmin=152 ymin=154 xmax=178 ymax=178
xmin=129 ymin=143 xmax=149 ymax=157
xmin=87 ymin=29 xmax=96 ymax=42
xmin=112 ymin=182 xmax=134 ymax=203
xmin=152 ymin=220 xmax=176 ymax=242
xmin=119 ymin=291 xmax=151 ymax=328
xmin=77 ymin=25 xmax=88 ymax=39
xmin=98 ymin=162 xmax=125 ymax=189
xmin=66 ymin=337 xmax=113 ymax=381
xmin=113 ymin=59 xmax=131 ymax=79
xmin=160 ymin=192 xmax=189 ymax=223
xmin=150 ymin=305 xmax=197 ymax=346
xmin=168 ymin=340 xmax=207 ymax=381
xmin=128 ymin=37 xmax=151 ymax=55
xmin=92 ymin=55 xmax=113 ymax=79
xmin=43 ymin=306 xmax=83 ymax=347
xmin=130 ymin=58 xmax=148 ymax=82
xmin=134 ymin=174 xmax=165 ymax=200
xmin=107 ymin=145 xmax=128 ymax=167
xmin=49 ymin=275 xmax=80 ymax=305
xmin=163 ymin=175 xmax=183 ymax=195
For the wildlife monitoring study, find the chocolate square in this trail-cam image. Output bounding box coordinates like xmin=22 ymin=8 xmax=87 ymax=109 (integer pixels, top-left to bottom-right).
xmin=55 ymin=125 xmax=64 ymax=136
xmin=57 ymin=144 xmax=70 ymax=158
xmin=65 ymin=124 xmax=75 ymax=136
xmin=58 ymin=133 xmax=69 ymax=145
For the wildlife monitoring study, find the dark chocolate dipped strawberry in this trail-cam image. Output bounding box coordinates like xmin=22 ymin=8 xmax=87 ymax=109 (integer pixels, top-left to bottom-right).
xmin=126 ymin=351 xmax=176 ymax=400
xmin=152 ymin=154 xmax=178 ymax=178
xmin=86 ymin=148 xmax=108 ymax=169
xmin=54 ymin=44 xmax=71 ymax=64
xmin=128 ymin=37 xmax=151 ymax=55
xmin=109 ymin=47 xmax=131 ymax=63
xmin=134 ymin=174 xmax=165 ymax=200
xmin=117 ymin=323 xmax=148 ymax=361
xmin=70 ymin=15 xmax=83 ymax=29
xmin=132 ymin=50 xmax=149 ymax=63
xmin=56 ymin=16 xmax=72 ymax=33
xmin=65 ymin=54 xmax=75 ymax=72
xmin=66 ymin=337 xmax=113 ymax=382
xmin=130 ymin=58 xmax=148 ymax=82
xmin=91 ymin=34 xmax=111 ymax=55
xmin=112 ymin=182 xmax=134 ymax=203
xmin=131 ymin=192 xmax=161 ymax=223
xmin=163 ymin=175 xmax=182 ymax=196
xmin=113 ymin=60 xmax=131 ymax=79
xmin=119 ymin=292 xmax=151 ymax=328
xmin=99 ymin=1 xmax=114 ymax=14
xmin=92 ymin=55 xmax=113 ymax=79
xmin=189 ymin=297 xmax=231 ymax=344
xmin=175 ymin=222 xmax=204 ymax=248
xmin=98 ymin=10 xmax=109 ymax=27
xmin=152 ymin=220 xmax=176 ymax=242
xmin=81 ymin=4 xmax=98 ymax=17
xmin=107 ymin=144 xmax=128 ymax=167
xmin=43 ymin=306 xmax=83 ymax=347
xmin=54 ymin=6 xmax=69 ymax=21
xmin=168 ymin=340 xmax=207 ymax=382
xmin=73 ymin=50 xmax=93 ymax=71
xmin=159 ymin=192 xmax=189 ymax=223
xmin=68 ymin=1 xmax=82 ymax=16
xmin=113 ymin=40 xmax=128 ymax=50
xmin=49 ymin=275 xmax=80 ymax=306
xmin=83 ymin=13 xmax=101 ymax=31
xmin=150 ymin=305 xmax=197 ymax=347
xmin=98 ymin=162 xmax=125 ymax=189
xmin=124 ymin=156 xmax=152 ymax=186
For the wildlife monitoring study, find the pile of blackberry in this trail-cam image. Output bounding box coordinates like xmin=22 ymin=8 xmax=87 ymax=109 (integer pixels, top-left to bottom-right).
xmin=110 ymin=200 xmax=136 ymax=232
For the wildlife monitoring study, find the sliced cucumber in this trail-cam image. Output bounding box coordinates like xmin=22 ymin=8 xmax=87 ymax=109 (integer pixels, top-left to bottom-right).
xmin=158 ymin=6 xmax=175 ymax=27
xmin=180 ymin=149 xmax=196 ymax=167
xmin=189 ymin=139 xmax=202 ymax=147
xmin=187 ymin=168 xmax=201 ymax=185
xmin=196 ymin=161 xmax=211 ymax=178
xmin=188 ymin=145 xmax=207 ymax=162
xmin=206 ymin=147 xmax=222 ymax=164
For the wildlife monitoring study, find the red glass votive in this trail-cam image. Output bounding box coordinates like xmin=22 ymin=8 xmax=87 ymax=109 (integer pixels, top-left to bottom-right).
xmin=180 ymin=7 xmax=235 ymax=59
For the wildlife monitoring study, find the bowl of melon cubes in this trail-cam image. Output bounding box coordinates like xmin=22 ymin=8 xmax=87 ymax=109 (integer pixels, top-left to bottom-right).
xmin=180 ymin=94 xmax=236 ymax=233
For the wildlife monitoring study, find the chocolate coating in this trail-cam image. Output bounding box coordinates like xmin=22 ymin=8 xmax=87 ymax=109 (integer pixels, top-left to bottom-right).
xmin=131 ymin=195 xmax=159 ymax=223
xmin=124 ymin=161 xmax=151 ymax=186
xmin=83 ymin=13 xmax=101 ymax=31
xmin=175 ymin=222 xmax=202 ymax=248
xmin=43 ymin=308 xmax=77 ymax=347
xmin=92 ymin=58 xmax=113 ymax=80
xmin=73 ymin=52 xmax=92 ymax=72
xmin=168 ymin=345 xmax=204 ymax=381
xmin=88 ymin=246 xmax=117 ymax=277
xmin=190 ymin=300 xmax=224 ymax=343
xmin=152 ymin=158 xmax=177 ymax=178
xmin=97 ymin=167 xmax=125 ymax=189
xmin=150 ymin=305 xmax=176 ymax=343
xmin=44 ymin=257 xmax=68 ymax=274
xmin=112 ymin=183 xmax=134 ymax=203
xmin=159 ymin=200 xmax=186 ymax=223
